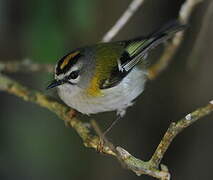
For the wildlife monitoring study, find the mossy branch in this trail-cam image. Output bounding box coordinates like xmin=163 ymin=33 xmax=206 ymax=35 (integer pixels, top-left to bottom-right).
xmin=0 ymin=73 xmax=114 ymax=155
xmin=0 ymin=73 xmax=212 ymax=179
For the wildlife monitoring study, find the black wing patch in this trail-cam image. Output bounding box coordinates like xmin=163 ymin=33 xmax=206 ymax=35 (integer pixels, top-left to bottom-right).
xmin=100 ymin=51 xmax=131 ymax=89
xmin=99 ymin=40 xmax=147 ymax=89
xmin=100 ymin=67 xmax=130 ymax=89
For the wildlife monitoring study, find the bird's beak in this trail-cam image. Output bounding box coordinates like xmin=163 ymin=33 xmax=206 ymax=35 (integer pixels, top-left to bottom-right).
xmin=46 ymin=80 xmax=63 ymax=89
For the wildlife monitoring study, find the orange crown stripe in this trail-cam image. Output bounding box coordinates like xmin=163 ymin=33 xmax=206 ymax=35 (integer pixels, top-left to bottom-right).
xmin=60 ymin=51 xmax=80 ymax=70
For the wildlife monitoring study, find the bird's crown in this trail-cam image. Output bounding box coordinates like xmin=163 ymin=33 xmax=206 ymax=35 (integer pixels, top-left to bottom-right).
xmin=56 ymin=50 xmax=82 ymax=76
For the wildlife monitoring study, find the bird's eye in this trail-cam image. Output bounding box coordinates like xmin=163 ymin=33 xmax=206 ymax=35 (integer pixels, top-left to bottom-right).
xmin=68 ymin=71 xmax=79 ymax=79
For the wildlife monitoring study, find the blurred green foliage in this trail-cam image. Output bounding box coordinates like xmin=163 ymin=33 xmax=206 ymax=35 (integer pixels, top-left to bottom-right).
xmin=25 ymin=0 xmax=95 ymax=63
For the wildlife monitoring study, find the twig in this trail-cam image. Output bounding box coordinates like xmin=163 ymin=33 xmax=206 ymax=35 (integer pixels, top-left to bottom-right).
xmin=187 ymin=0 xmax=213 ymax=68
xmin=0 ymin=60 xmax=54 ymax=73
xmin=116 ymin=101 xmax=213 ymax=179
xmin=102 ymin=0 xmax=145 ymax=42
xmin=116 ymin=147 xmax=171 ymax=180
xmin=179 ymin=0 xmax=203 ymax=24
xmin=0 ymin=73 xmax=212 ymax=180
xmin=147 ymin=0 xmax=203 ymax=80
xmin=90 ymin=119 xmax=170 ymax=179
xmin=150 ymin=101 xmax=213 ymax=167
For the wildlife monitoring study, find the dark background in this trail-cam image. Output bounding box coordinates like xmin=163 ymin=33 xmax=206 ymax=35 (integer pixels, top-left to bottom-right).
xmin=0 ymin=0 xmax=213 ymax=179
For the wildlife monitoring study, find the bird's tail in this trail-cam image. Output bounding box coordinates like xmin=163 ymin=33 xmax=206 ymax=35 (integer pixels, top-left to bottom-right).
xmin=147 ymin=20 xmax=186 ymax=47
xmin=122 ymin=21 xmax=187 ymax=72
xmin=152 ymin=21 xmax=186 ymax=36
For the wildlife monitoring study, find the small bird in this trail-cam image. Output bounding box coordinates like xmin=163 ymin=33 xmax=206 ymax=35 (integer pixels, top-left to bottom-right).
xmin=47 ymin=21 xmax=185 ymax=117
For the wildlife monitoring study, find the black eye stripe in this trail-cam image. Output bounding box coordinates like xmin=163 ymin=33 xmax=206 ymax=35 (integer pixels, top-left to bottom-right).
xmin=56 ymin=52 xmax=82 ymax=75
xmin=67 ymin=81 xmax=77 ymax=85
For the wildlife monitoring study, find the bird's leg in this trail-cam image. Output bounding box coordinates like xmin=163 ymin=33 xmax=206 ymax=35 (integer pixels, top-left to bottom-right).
xmin=91 ymin=120 xmax=116 ymax=153
xmin=99 ymin=117 xmax=122 ymax=153
xmin=103 ymin=115 xmax=121 ymax=137
xmin=91 ymin=114 xmax=122 ymax=153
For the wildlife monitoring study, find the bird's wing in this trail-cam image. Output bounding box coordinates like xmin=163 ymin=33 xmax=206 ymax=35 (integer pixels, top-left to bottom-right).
xmin=100 ymin=21 xmax=186 ymax=89
xmin=120 ymin=21 xmax=186 ymax=72
xmin=99 ymin=40 xmax=150 ymax=89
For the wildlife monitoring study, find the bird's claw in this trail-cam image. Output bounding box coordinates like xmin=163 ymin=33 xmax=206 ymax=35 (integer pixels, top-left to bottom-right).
xmin=64 ymin=109 xmax=77 ymax=127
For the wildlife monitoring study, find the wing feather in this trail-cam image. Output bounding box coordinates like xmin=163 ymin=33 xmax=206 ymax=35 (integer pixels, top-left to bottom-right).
xmin=100 ymin=21 xmax=186 ymax=89
xmin=120 ymin=21 xmax=186 ymax=72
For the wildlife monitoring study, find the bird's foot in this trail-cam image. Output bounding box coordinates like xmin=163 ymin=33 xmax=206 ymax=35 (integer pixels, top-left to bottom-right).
xmin=64 ymin=109 xmax=77 ymax=127
xmin=97 ymin=137 xmax=105 ymax=153
xmin=97 ymin=134 xmax=115 ymax=154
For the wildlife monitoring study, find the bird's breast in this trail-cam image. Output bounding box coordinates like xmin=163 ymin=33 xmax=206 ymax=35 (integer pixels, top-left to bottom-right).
xmin=57 ymin=67 xmax=147 ymax=115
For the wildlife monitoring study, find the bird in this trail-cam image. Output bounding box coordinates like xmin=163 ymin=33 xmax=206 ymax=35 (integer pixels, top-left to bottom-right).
xmin=47 ymin=21 xmax=185 ymax=118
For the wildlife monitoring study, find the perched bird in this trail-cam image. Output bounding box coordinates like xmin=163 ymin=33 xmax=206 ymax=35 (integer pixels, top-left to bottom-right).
xmin=47 ymin=21 xmax=185 ymax=117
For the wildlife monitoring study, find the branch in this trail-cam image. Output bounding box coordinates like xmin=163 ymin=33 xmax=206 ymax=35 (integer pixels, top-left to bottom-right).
xmin=147 ymin=0 xmax=203 ymax=80
xmin=0 ymin=73 xmax=212 ymax=180
xmin=102 ymin=0 xmax=145 ymax=42
xmin=0 ymin=0 xmax=208 ymax=179
xmin=150 ymin=101 xmax=213 ymax=167
xmin=0 ymin=60 xmax=54 ymax=73
xmin=0 ymin=73 xmax=114 ymax=156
